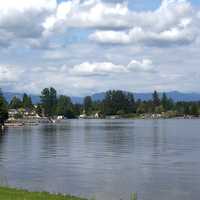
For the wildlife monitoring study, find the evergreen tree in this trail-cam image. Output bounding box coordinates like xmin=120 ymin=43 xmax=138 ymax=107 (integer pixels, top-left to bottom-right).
xmin=35 ymin=104 xmax=43 ymax=117
xmin=22 ymin=93 xmax=33 ymax=109
xmin=73 ymin=104 xmax=82 ymax=117
xmin=102 ymin=90 xmax=136 ymax=115
xmin=9 ymin=96 xmax=23 ymax=109
xmin=152 ymin=91 xmax=160 ymax=108
xmin=57 ymin=95 xmax=74 ymax=118
xmin=84 ymin=96 xmax=93 ymax=115
xmin=49 ymin=87 xmax=57 ymax=116
xmin=40 ymin=87 xmax=57 ymax=117
xmin=184 ymin=104 xmax=190 ymax=115
xmin=0 ymin=89 xmax=8 ymax=125
xmin=161 ymin=93 xmax=168 ymax=111
xmin=190 ymin=103 xmax=199 ymax=117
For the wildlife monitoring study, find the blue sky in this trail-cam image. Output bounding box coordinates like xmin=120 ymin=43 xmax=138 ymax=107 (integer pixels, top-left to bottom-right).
xmin=0 ymin=0 xmax=200 ymax=96
xmin=57 ymin=0 xmax=199 ymax=10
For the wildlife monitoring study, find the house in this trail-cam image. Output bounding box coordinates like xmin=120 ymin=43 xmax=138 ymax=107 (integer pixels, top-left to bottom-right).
xmin=57 ymin=115 xmax=64 ymax=120
xmin=79 ymin=113 xmax=87 ymax=119
xmin=94 ymin=112 xmax=100 ymax=119
xmin=8 ymin=109 xmax=19 ymax=117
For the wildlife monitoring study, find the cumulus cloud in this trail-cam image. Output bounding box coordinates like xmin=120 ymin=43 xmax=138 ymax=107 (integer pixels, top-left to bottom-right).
xmin=45 ymin=0 xmax=194 ymax=30
xmin=89 ymin=0 xmax=199 ymax=46
xmin=44 ymin=0 xmax=130 ymax=30
xmin=70 ymin=59 xmax=156 ymax=76
xmin=90 ymin=26 xmax=196 ymax=46
xmin=0 ymin=0 xmax=198 ymax=48
xmin=70 ymin=62 xmax=125 ymax=76
xmin=127 ymin=59 xmax=156 ymax=73
xmin=0 ymin=0 xmax=57 ymax=47
xmin=0 ymin=58 xmax=157 ymax=94
xmin=0 ymin=65 xmax=23 ymax=82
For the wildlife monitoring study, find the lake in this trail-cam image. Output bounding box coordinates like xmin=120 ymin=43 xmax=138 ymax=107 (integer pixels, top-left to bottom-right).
xmin=0 ymin=119 xmax=200 ymax=200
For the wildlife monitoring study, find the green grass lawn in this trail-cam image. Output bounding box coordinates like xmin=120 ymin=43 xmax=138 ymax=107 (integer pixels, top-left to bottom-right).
xmin=0 ymin=187 xmax=87 ymax=200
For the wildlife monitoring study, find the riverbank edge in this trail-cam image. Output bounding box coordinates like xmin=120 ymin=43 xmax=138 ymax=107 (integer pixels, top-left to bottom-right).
xmin=0 ymin=186 xmax=87 ymax=200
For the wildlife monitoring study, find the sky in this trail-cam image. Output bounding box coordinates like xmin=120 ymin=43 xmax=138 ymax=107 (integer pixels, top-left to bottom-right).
xmin=0 ymin=0 xmax=200 ymax=96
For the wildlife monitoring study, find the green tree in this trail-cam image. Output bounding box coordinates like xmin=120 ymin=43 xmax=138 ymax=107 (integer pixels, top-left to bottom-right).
xmin=73 ymin=104 xmax=82 ymax=117
xmin=152 ymin=91 xmax=160 ymax=108
xmin=190 ymin=103 xmax=199 ymax=117
xmin=184 ymin=105 xmax=190 ymax=115
xmin=22 ymin=93 xmax=33 ymax=109
xmin=161 ymin=93 xmax=168 ymax=111
xmin=102 ymin=90 xmax=135 ymax=115
xmin=136 ymin=102 xmax=146 ymax=114
xmin=57 ymin=95 xmax=74 ymax=118
xmin=35 ymin=104 xmax=43 ymax=117
xmin=9 ymin=96 xmax=23 ymax=109
xmin=0 ymin=89 xmax=8 ymax=125
xmin=40 ymin=87 xmax=57 ymax=117
xmin=155 ymin=105 xmax=164 ymax=114
xmin=84 ymin=96 xmax=93 ymax=115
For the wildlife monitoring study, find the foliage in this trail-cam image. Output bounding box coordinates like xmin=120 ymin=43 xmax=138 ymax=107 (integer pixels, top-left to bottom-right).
xmin=57 ymin=95 xmax=75 ymax=118
xmin=83 ymin=96 xmax=93 ymax=115
xmin=35 ymin=104 xmax=43 ymax=116
xmin=9 ymin=96 xmax=23 ymax=109
xmin=40 ymin=87 xmax=57 ymax=117
xmin=102 ymin=90 xmax=135 ymax=116
xmin=39 ymin=88 xmax=200 ymax=118
xmin=190 ymin=103 xmax=199 ymax=117
xmin=22 ymin=93 xmax=33 ymax=109
xmin=152 ymin=90 xmax=160 ymax=109
xmin=0 ymin=89 xmax=8 ymax=124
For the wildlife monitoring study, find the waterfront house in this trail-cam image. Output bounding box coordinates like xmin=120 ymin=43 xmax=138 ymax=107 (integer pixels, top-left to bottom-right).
xmin=8 ymin=109 xmax=19 ymax=117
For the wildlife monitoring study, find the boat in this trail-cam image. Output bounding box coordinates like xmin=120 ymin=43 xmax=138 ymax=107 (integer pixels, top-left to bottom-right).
xmin=5 ymin=123 xmax=24 ymax=127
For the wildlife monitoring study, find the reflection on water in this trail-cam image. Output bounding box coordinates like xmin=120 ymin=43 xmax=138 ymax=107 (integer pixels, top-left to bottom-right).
xmin=0 ymin=119 xmax=200 ymax=200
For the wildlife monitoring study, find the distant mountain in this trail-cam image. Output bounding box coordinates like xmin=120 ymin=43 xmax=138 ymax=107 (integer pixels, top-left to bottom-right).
xmin=91 ymin=91 xmax=200 ymax=102
xmin=3 ymin=91 xmax=200 ymax=104
xmin=70 ymin=96 xmax=85 ymax=104
xmin=159 ymin=91 xmax=200 ymax=102
xmin=3 ymin=92 xmax=40 ymax=104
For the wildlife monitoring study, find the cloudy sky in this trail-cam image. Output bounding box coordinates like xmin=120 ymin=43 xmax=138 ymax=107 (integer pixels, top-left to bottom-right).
xmin=0 ymin=0 xmax=200 ymax=96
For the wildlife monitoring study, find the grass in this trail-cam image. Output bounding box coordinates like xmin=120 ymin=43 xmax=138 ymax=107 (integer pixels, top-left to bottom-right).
xmin=0 ymin=186 xmax=138 ymax=200
xmin=0 ymin=186 xmax=87 ymax=200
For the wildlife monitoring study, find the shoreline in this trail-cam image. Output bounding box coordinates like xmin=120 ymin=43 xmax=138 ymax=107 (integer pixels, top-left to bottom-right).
xmin=4 ymin=116 xmax=200 ymax=127
xmin=0 ymin=186 xmax=87 ymax=200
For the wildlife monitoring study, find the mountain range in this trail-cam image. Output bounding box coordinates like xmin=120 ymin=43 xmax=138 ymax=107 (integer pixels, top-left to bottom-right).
xmin=3 ymin=91 xmax=200 ymax=104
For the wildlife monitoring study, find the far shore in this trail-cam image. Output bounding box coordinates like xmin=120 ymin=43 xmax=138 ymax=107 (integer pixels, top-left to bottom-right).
xmin=3 ymin=114 xmax=200 ymax=129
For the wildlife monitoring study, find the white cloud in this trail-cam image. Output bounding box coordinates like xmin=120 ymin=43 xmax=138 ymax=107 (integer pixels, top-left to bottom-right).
xmin=127 ymin=59 xmax=156 ymax=73
xmin=0 ymin=65 xmax=23 ymax=82
xmin=90 ymin=26 xmax=196 ymax=46
xmin=70 ymin=61 xmax=125 ymax=76
xmin=0 ymin=0 xmax=56 ymax=12
xmin=45 ymin=0 xmax=194 ymax=30
xmin=0 ymin=0 xmax=57 ymax=47
xmin=70 ymin=59 xmax=156 ymax=76
xmin=88 ymin=0 xmax=198 ymax=46
xmin=44 ymin=0 xmax=130 ymax=30
xmin=89 ymin=30 xmax=130 ymax=44
xmin=0 ymin=0 xmax=198 ymax=48
xmin=42 ymin=0 xmax=199 ymax=47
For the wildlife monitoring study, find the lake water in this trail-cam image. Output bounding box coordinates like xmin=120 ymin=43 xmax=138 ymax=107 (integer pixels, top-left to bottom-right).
xmin=0 ymin=119 xmax=200 ymax=200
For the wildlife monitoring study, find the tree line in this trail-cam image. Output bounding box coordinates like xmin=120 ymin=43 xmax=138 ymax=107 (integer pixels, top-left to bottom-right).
xmin=1 ymin=87 xmax=200 ymax=124
xmin=39 ymin=88 xmax=200 ymax=118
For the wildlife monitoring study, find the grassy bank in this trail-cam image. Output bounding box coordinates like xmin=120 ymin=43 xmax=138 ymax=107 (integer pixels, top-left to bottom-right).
xmin=0 ymin=187 xmax=87 ymax=200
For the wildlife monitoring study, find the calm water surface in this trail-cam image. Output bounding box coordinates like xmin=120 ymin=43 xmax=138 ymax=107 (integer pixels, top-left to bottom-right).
xmin=0 ymin=119 xmax=200 ymax=200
